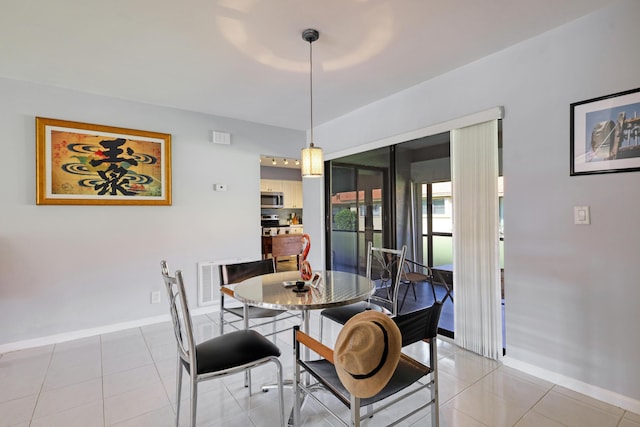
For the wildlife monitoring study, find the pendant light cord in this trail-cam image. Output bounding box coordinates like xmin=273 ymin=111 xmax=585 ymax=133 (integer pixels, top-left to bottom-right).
xmin=309 ymin=38 xmax=314 ymax=146
xmin=300 ymin=28 xmax=323 ymax=177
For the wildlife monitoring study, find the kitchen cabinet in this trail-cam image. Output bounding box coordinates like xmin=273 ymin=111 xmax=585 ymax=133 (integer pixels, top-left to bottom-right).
xmin=260 ymin=179 xmax=283 ymax=193
xmin=282 ymin=180 xmax=303 ymax=208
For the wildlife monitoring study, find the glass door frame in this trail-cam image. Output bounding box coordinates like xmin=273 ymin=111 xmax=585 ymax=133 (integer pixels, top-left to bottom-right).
xmin=324 ymin=159 xmax=395 ymax=272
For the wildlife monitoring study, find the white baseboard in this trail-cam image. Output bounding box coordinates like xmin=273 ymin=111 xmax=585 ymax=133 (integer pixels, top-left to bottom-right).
xmin=0 ymin=303 xmax=220 ymax=354
xmin=502 ymin=356 xmax=640 ymax=414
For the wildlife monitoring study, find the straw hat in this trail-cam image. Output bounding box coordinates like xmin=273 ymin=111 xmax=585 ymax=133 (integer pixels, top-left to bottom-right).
xmin=334 ymin=311 xmax=402 ymax=398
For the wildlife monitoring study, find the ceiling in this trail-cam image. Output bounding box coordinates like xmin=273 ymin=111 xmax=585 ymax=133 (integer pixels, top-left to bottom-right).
xmin=0 ymin=0 xmax=611 ymax=131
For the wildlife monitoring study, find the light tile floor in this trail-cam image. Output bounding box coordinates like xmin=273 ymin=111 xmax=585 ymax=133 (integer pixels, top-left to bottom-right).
xmin=1 ymin=310 xmax=639 ymax=427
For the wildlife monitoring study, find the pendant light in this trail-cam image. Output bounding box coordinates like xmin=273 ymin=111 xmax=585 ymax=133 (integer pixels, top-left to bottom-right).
xmin=300 ymin=28 xmax=324 ymax=178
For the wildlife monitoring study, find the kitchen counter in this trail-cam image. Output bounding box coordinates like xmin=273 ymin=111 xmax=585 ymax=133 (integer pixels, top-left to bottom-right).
xmin=262 ymin=224 xmax=303 ymax=236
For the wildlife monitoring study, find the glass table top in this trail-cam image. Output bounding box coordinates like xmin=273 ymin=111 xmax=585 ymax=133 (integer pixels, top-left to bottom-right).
xmin=232 ymin=270 xmax=374 ymax=311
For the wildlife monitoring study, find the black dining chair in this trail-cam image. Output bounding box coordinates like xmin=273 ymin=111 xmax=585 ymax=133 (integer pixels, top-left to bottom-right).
xmin=318 ymin=242 xmax=407 ymax=342
xmin=160 ymin=260 xmax=285 ymax=427
xmin=294 ymin=301 xmax=443 ymax=426
xmin=219 ymin=258 xmax=298 ymax=337
xmin=219 ymin=258 xmax=301 ymax=389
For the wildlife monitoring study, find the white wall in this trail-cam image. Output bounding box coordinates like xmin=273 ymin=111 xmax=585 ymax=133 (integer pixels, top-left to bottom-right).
xmin=1 ymin=0 xmax=638 ymax=411
xmin=0 ymin=78 xmax=304 ymax=347
xmin=308 ymin=0 xmax=640 ymax=408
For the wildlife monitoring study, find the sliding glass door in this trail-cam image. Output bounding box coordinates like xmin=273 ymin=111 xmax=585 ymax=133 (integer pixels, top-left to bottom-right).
xmin=327 ymin=149 xmax=391 ymax=275
xmin=325 ymin=127 xmax=503 ymax=347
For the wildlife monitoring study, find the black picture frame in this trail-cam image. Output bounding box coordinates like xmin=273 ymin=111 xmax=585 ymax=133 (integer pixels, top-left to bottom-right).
xmin=570 ymin=87 xmax=640 ymax=176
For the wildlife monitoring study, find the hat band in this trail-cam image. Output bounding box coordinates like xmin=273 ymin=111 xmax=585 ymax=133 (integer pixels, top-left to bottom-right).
xmin=345 ymin=321 xmax=389 ymax=380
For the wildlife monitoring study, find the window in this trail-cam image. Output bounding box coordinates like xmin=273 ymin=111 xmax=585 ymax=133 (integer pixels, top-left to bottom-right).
xmin=432 ymin=198 xmax=445 ymax=215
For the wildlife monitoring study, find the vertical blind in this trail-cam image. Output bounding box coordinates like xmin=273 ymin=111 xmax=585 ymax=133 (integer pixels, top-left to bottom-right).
xmin=451 ymin=119 xmax=502 ymax=360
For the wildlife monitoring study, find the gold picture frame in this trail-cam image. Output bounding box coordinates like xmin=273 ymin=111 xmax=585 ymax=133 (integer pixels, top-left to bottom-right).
xmin=36 ymin=117 xmax=172 ymax=205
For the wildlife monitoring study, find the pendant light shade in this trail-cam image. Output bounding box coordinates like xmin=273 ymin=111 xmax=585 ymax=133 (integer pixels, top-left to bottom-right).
xmin=301 ymin=28 xmax=324 ymax=178
xmin=301 ymin=143 xmax=324 ymax=176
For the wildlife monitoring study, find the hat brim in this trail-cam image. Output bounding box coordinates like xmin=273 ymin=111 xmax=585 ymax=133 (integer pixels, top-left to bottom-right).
xmin=334 ymin=310 xmax=402 ymax=398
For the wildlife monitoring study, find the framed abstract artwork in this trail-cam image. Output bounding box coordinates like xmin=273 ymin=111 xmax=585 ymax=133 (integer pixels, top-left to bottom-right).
xmin=36 ymin=117 xmax=171 ymax=205
xmin=570 ymin=87 xmax=640 ymax=176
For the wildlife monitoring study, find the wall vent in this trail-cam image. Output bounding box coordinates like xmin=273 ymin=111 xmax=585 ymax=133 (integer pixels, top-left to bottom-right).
xmin=211 ymin=130 xmax=231 ymax=145
xmin=197 ymin=258 xmax=253 ymax=307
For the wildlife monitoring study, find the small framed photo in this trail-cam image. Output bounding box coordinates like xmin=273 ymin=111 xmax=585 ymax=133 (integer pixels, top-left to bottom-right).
xmin=570 ymin=87 xmax=640 ymax=176
xmin=36 ymin=117 xmax=172 ymax=205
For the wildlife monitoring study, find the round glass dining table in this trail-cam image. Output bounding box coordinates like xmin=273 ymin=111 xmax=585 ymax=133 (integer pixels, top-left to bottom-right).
xmin=233 ymin=269 xmax=374 ymax=334
xmin=233 ymin=270 xmax=371 ymax=309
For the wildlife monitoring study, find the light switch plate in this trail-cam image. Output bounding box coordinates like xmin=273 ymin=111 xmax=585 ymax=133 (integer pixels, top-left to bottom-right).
xmin=574 ymin=206 xmax=590 ymax=225
xmin=151 ymin=291 xmax=161 ymax=304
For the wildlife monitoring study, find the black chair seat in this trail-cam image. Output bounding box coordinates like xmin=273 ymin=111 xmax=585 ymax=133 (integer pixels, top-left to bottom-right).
xmin=224 ymin=305 xmax=286 ymax=319
xmin=195 ymin=329 xmax=281 ymax=375
xmin=301 ymin=357 xmax=429 ymax=407
xmin=320 ymin=301 xmax=389 ymax=326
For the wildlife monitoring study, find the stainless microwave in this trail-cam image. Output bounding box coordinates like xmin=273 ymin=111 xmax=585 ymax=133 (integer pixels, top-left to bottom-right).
xmin=261 ymin=191 xmax=284 ymax=208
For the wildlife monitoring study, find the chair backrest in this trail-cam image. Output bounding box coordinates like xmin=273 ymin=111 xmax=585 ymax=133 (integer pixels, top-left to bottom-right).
xmin=393 ymin=301 xmax=443 ymax=347
xmin=160 ymin=260 xmax=196 ymax=368
xmin=366 ymin=242 xmax=407 ymax=315
xmin=219 ymin=258 xmax=276 ymax=286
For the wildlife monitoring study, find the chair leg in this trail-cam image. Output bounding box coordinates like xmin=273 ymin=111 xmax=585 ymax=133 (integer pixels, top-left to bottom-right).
xmin=272 ymin=316 xmax=277 ymax=344
xmin=362 ymin=404 xmax=374 ymax=419
xmin=274 ymin=360 xmax=285 ymax=427
xmin=399 ymin=283 xmax=411 ymax=312
xmin=430 ymin=281 xmax=437 ymax=303
xmin=243 ymin=304 xmax=250 ymax=329
xmin=189 ymin=376 xmax=198 ymax=427
xmin=293 ymin=356 xmax=301 ymax=427
xmin=175 ymin=359 xmax=183 ymax=427
xmin=219 ymin=293 xmax=225 ymax=335
xmin=245 ymin=369 xmax=252 ymax=391
xmin=243 ymin=304 xmax=252 ymax=389
xmin=350 ymin=395 xmax=361 ymax=427
xmin=319 ymin=316 xmax=324 ymax=343
xmin=430 ymin=338 xmax=440 ymax=427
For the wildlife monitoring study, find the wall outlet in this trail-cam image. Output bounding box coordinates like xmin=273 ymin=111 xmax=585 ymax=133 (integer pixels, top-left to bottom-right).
xmin=151 ymin=291 xmax=161 ymax=304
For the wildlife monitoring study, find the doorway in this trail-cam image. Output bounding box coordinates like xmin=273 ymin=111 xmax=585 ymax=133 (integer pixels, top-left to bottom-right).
xmin=325 ymin=130 xmax=504 ymax=344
